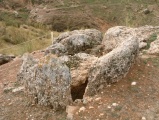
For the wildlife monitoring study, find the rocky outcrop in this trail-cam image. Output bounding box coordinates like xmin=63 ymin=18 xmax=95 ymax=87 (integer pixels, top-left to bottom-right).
xmin=46 ymin=29 xmax=102 ymax=56
xmin=17 ymin=54 xmax=72 ymax=110
xmin=0 ymin=54 xmax=15 ymax=65
xmin=18 ymin=26 xmax=141 ymax=106
xmin=102 ymin=26 xmax=159 ymax=53
xmin=85 ymin=37 xmax=139 ymax=96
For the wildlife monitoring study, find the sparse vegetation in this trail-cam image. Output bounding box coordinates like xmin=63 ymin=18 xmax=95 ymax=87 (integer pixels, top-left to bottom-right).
xmin=115 ymin=105 xmax=123 ymax=111
xmin=0 ymin=21 xmax=60 ymax=55
xmin=0 ymin=11 xmax=29 ymax=27
xmin=145 ymin=33 xmax=158 ymax=49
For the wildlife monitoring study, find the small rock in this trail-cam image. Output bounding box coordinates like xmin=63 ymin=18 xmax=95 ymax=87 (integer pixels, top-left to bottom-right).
xmin=79 ymin=107 xmax=86 ymax=112
xmin=8 ymin=102 xmax=12 ymax=106
xmin=12 ymin=86 xmax=24 ymax=93
xmin=66 ymin=106 xmax=78 ymax=120
xmin=84 ymin=97 xmax=93 ymax=102
xmin=143 ymin=8 xmax=150 ymax=14
xmin=74 ymin=99 xmax=82 ymax=104
xmin=95 ymin=97 xmax=101 ymax=101
xmin=83 ymin=99 xmax=88 ymax=105
xmin=107 ymin=105 xmax=111 ymax=109
xmin=112 ymin=103 xmax=118 ymax=107
xmin=142 ymin=116 xmax=146 ymax=120
xmin=89 ymin=106 xmax=94 ymax=109
xmin=131 ymin=82 xmax=137 ymax=86
xmin=3 ymin=87 xmax=14 ymax=93
xmin=99 ymin=113 xmax=104 ymax=117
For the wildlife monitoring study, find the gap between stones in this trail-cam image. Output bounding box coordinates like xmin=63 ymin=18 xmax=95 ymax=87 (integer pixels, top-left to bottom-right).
xmin=71 ymin=79 xmax=88 ymax=101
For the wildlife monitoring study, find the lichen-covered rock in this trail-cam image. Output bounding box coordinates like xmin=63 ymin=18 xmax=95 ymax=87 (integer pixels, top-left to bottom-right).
xmin=17 ymin=54 xmax=72 ymax=110
xmin=46 ymin=43 xmax=67 ymax=56
xmin=59 ymin=53 xmax=97 ymax=88
xmin=46 ymin=29 xmax=102 ymax=56
xmin=102 ymin=26 xmax=159 ymax=53
xmin=70 ymin=53 xmax=97 ymax=87
xmin=69 ymin=53 xmax=97 ymax=101
xmin=85 ymin=37 xmax=139 ymax=96
xmin=58 ymin=53 xmax=97 ymax=101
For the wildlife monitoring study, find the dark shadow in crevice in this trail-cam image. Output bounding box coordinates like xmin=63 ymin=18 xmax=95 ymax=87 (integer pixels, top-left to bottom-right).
xmin=71 ymin=79 xmax=88 ymax=101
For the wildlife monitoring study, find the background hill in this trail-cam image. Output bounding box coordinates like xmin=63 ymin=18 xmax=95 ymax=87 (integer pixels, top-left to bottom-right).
xmin=0 ymin=0 xmax=159 ymax=55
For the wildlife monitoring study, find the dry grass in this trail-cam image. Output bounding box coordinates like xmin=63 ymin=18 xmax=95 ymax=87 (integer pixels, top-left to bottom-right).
xmin=0 ymin=22 xmax=60 ymax=55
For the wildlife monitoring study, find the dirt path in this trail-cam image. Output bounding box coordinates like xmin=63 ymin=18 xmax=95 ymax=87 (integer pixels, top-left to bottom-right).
xmin=0 ymin=55 xmax=159 ymax=120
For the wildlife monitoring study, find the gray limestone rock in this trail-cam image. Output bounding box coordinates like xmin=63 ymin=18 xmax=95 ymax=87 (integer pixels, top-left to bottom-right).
xmin=102 ymin=26 xmax=159 ymax=53
xmin=17 ymin=54 xmax=72 ymax=110
xmin=46 ymin=29 xmax=102 ymax=56
xmin=85 ymin=37 xmax=139 ymax=96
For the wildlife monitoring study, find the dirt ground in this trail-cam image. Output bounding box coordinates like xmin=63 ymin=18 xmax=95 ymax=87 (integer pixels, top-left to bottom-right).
xmin=0 ymin=53 xmax=159 ymax=120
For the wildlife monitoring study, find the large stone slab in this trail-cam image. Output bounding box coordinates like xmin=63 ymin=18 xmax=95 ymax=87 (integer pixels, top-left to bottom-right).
xmin=17 ymin=54 xmax=72 ymax=110
xmin=46 ymin=29 xmax=102 ymax=56
xmin=102 ymin=26 xmax=159 ymax=53
xmin=85 ymin=37 xmax=139 ymax=96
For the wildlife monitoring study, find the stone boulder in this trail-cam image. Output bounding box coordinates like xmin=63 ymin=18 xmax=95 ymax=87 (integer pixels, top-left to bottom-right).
xmin=17 ymin=54 xmax=72 ymax=110
xmin=69 ymin=53 xmax=97 ymax=101
xmin=102 ymin=26 xmax=159 ymax=53
xmin=46 ymin=29 xmax=102 ymax=56
xmin=85 ymin=37 xmax=139 ymax=96
xmin=70 ymin=53 xmax=97 ymax=87
xmin=59 ymin=53 xmax=97 ymax=101
xmin=0 ymin=54 xmax=15 ymax=65
xmin=147 ymin=35 xmax=159 ymax=55
xmin=46 ymin=43 xmax=67 ymax=56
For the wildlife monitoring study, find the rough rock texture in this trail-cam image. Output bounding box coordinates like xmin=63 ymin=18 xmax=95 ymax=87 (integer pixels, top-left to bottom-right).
xmin=17 ymin=54 xmax=72 ymax=110
xmin=58 ymin=53 xmax=97 ymax=87
xmin=0 ymin=54 xmax=15 ymax=65
xmin=102 ymin=26 xmax=159 ymax=53
xmin=46 ymin=29 xmax=102 ymax=56
xmin=70 ymin=53 xmax=97 ymax=87
xmin=46 ymin=43 xmax=67 ymax=56
xmin=59 ymin=53 xmax=97 ymax=101
xmin=147 ymin=36 xmax=159 ymax=55
xmin=85 ymin=37 xmax=139 ymax=96
xmin=139 ymin=42 xmax=147 ymax=49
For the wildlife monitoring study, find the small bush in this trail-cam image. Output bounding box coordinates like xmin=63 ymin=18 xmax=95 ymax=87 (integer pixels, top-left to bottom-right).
xmin=145 ymin=33 xmax=157 ymax=49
